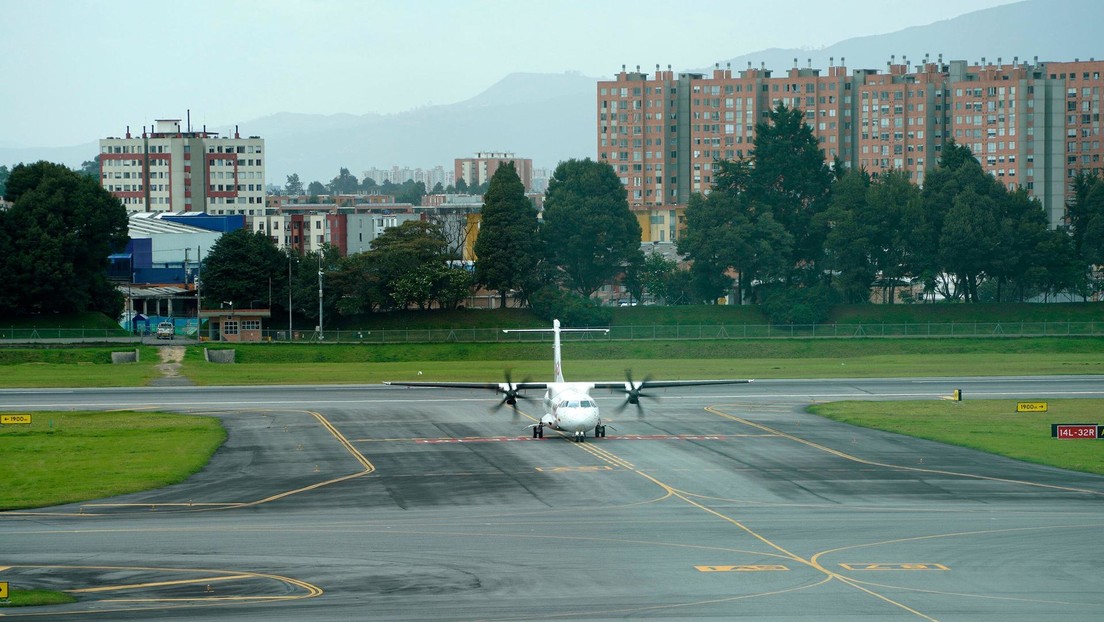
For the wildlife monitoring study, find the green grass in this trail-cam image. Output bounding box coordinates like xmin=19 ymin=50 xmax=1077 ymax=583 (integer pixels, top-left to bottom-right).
xmin=0 ymin=411 xmax=226 ymax=510
xmin=182 ymin=338 xmax=1104 ymax=385
xmin=0 ymin=346 xmax=162 ymax=387
xmin=0 ymin=311 xmax=125 ymax=331
xmin=808 ymin=399 xmax=1104 ymax=475
xmin=0 ymin=590 xmax=78 ymax=607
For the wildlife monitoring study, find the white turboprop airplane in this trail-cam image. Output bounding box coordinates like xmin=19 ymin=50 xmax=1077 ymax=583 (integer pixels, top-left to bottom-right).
xmin=384 ymin=319 xmax=752 ymax=442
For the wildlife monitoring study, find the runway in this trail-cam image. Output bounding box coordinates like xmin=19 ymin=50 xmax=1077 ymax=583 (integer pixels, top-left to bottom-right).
xmin=2 ymin=377 xmax=1103 ymax=620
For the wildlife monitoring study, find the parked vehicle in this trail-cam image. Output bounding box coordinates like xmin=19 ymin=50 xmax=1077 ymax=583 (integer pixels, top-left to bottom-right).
xmin=156 ymin=322 xmax=175 ymax=340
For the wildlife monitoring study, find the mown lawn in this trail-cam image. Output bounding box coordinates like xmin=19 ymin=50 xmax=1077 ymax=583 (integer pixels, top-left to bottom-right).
xmin=808 ymin=399 xmax=1104 ymax=475
xmin=0 ymin=411 xmax=226 ymax=510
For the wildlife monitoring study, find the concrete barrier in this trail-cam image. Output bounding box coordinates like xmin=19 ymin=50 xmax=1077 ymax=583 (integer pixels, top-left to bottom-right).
xmin=204 ymin=348 xmax=236 ymax=364
xmin=111 ymin=349 xmax=139 ymax=364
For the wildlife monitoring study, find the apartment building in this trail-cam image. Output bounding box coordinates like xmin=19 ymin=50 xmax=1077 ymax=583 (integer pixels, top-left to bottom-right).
xmin=99 ymin=119 xmax=265 ymax=215
xmin=598 ymin=57 xmax=1100 ymax=230
xmin=454 ymin=152 xmax=534 ymax=191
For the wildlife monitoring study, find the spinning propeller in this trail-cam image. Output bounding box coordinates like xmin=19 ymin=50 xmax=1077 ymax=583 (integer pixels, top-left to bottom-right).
xmin=615 ymin=369 xmax=657 ymax=417
xmin=493 ymin=370 xmax=534 ymax=412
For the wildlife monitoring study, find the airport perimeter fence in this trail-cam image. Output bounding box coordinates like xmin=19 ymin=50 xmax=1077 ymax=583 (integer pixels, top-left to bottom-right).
xmin=267 ymin=321 xmax=1104 ymax=344
xmin=2 ymin=321 xmax=1102 ymax=344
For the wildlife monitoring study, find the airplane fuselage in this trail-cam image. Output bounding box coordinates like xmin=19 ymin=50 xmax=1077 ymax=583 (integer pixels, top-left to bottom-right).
xmin=541 ymin=383 xmax=601 ymax=434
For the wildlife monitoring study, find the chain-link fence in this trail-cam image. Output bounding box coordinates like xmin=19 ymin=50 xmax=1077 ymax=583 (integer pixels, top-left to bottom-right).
xmin=2 ymin=321 xmax=1100 ymax=344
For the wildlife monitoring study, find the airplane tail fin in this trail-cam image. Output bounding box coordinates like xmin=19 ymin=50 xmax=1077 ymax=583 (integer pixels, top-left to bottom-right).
xmin=502 ymin=319 xmax=608 ymax=382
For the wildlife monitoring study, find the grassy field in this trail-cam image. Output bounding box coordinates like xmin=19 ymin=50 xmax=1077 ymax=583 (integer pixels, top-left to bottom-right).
xmin=0 ymin=411 xmax=226 ymax=510
xmin=0 ymin=590 xmax=77 ymax=608
xmin=180 ymin=337 xmax=1104 ymax=385
xmin=0 ymin=346 xmax=162 ymax=387
xmin=809 ymin=399 xmax=1104 ymax=475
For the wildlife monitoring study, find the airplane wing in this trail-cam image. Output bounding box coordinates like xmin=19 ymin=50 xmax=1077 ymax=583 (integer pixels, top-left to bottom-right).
xmin=591 ymin=379 xmax=752 ymax=390
xmin=383 ymin=381 xmax=549 ymax=391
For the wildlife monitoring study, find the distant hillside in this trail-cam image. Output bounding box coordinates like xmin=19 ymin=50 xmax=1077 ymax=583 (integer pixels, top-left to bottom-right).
xmin=238 ymin=71 xmax=598 ymax=184
xmin=3 ymin=0 xmax=1099 ymax=184
xmin=704 ymin=0 xmax=1101 ymax=76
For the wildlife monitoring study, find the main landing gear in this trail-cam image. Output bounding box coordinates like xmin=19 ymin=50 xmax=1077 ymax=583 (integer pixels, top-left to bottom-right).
xmin=594 ymin=424 xmax=607 ymax=438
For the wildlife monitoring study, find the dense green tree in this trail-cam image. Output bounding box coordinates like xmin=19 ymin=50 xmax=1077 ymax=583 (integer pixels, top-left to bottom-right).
xmin=623 ymin=250 xmax=677 ymax=304
xmin=541 ymin=158 xmax=643 ymax=297
xmin=938 ymin=188 xmax=1000 ymax=302
xmin=285 ymin=173 xmax=304 ymax=196
xmin=743 ymin=103 xmax=834 ymax=282
xmin=0 ymin=161 xmax=128 ymax=316
xmin=823 ymin=169 xmax=876 ymax=303
xmin=307 ymin=181 xmax=326 ymax=197
xmin=365 ymin=221 xmax=455 ymax=309
xmin=77 ymin=155 xmax=100 ymax=179
xmin=431 ymin=181 xmax=445 ymax=194
xmin=473 ymin=162 xmax=539 ymax=307
xmin=0 ymin=164 xmax=9 ymax=196
xmin=199 ymin=229 xmax=289 ymax=312
xmin=327 ymin=167 xmax=360 ymax=195
xmin=361 ymin=177 xmax=378 ymax=193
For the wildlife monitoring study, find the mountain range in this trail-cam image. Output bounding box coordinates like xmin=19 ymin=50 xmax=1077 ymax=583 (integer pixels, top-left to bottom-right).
xmin=2 ymin=0 xmax=1099 ymax=185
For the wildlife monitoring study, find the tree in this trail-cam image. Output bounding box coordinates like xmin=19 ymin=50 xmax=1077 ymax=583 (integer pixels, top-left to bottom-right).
xmin=307 ymin=181 xmax=326 ymax=197
xmin=541 ymin=158 xmax=642 ymax=297
xmin=77 ymin=155 xmax=101 ymax=179
xmin=0 ymin=161 xmax=128 ymax=316
xmin=623 ymin=250 xmax=677 ymax=305
xmin=365 ymin=221 xmax=454 ymax=309
xmin=743 ymin=103 xmax=834 ymax=283
xmin=199 ymin=229 xmax=289 ymax=312
xmin=823 ymin=169 xmax=876 ymax=303
xmin=0 ymin=164 xmax=9 ymax=196
xmin=327 ymin=167 xmax=360 ymax=195
xmin=473 ymin=162 xmax=540 ymax=307
xmin=431 ymin=181 xmax=445 ymax=194
xmin=285 ymin=173 xmax=304 ymax=196
xmin=938 ymin=188 xmax=1000 ymax=302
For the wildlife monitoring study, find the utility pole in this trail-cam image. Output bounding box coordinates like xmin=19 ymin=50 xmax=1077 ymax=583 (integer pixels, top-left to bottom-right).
xmin=288 ymin=254 xmax=294 ymax=341
xmin=317 ymin=248 xmax=324 ymax=340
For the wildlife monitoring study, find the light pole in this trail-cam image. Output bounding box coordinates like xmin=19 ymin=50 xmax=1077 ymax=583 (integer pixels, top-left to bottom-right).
xmin=317 ymin=249 xmax=324 ymax=341
xmin=288 ymin=255 xmax=294 ymax=341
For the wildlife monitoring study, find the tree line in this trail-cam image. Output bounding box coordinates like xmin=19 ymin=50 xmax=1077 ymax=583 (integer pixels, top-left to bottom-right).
xmin=200 ymin=159 xmax=642 ymax=326
xmin=4 ymin=102 xmax=1102 ymax=324
xmin=676 ymin=104 xmax=1102 ymax=321
xmin=278 ymin=168 xmax=491 ymax=207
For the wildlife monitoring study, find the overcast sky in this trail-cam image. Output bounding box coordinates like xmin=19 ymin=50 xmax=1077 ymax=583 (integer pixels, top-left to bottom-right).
xmin=0 ymin=0 xmax=1018 ymax=148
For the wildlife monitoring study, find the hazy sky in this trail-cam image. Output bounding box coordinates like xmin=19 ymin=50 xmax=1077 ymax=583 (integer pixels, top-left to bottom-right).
xmin=1 ymin=0 xmax=1018 ymax=148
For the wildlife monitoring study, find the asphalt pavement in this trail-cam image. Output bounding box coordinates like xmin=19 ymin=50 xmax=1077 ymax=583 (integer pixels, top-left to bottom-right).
xmin=1 ymin=377 xmax=1102 ymax=620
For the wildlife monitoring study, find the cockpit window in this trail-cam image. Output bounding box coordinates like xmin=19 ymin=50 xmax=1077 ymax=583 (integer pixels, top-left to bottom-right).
xmin=580 ymin=400 xmax=594 ymax=407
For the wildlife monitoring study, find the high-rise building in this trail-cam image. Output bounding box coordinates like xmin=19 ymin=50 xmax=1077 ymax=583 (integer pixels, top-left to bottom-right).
xmin=99 ymin=119 xmax=265 ymax=215
xmin=454 ymin=152 xmax=533 ymax=190
xmin=598 ymin=58 xmax=1104 ymax=229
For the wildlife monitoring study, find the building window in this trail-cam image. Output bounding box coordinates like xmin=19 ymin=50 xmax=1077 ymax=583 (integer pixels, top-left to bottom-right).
xmin=223 ymin=320 xmax=239 ymax=336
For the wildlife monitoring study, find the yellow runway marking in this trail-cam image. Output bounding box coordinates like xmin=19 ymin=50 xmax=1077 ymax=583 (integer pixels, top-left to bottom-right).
xmin=554 ymin=406 xmax=944 ymax=621
xmin=839 ymin=563 xmax=949 ymax=571
xmin=705 ymin=405 xmax=1104 ymax=497
xmin=696 ymin=564 xmax=789 ymax=572
xmin=69 ymin=574 xmax=251 ymax=593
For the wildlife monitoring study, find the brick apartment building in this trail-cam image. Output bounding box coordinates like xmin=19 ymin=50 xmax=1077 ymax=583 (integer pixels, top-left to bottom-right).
xmin=99 ymin=118 xmax=265 ymax=215
xmin=455 ymin=152 xmax=534 ymax=191
xmin=598 ymin=57 xmax=1104 ymax=237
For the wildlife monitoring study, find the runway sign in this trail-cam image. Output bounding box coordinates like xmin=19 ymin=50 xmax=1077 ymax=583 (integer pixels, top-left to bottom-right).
xmin=1051 ymin=424 xmax=1099 ymax=439
xmin=0 ymin=581 xmax=8 ymax=599
xmin=1016 ymin=402 xmax=1048 ymax=412
xmin=1 ymin=414 xmax=31 ymax=425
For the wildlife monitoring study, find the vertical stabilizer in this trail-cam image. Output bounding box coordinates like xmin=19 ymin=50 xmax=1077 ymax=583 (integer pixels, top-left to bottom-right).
xmin=502 ymin=320 xmax=609 ymax=383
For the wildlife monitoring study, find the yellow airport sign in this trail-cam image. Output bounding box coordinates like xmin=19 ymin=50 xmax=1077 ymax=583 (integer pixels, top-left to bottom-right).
xmin=0 ymin=581 xmax=8 ymax=599
xmin=1017 ymin=402 xmax=1048 ymax=412
xmin=1 ymin=414 xmax=32 ymax=425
